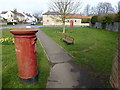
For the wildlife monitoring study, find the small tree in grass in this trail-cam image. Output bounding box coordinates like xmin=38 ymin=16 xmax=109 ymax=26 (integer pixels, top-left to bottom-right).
xmin=49 ymin=0 xmax=82 ymax=33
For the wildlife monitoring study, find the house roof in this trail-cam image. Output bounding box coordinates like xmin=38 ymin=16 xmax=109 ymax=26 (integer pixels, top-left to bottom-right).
xmin=66 ymin=15 xmax=92 ymax=19
xmin=17 ymin=12 xmax=24 ymax=17
xmin=43 ymin=11 xmax=60 ymax=15
xmin=1 ymin=11 xmax=24 ymax=17
xmin=24 ymin=13 xmax=32 ymax=17
xmin=43 ymin=11 xmax=92 ymax=19
xmin=11 ymin=11 xmax=24 ymax=17
xmin=66 ymin=14 xmax=81 ymax=19
xmin=1 ymin=11 xmax=8 ymax=14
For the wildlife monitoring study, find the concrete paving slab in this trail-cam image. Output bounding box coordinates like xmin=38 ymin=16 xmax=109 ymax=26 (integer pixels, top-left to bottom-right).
xmin=47 ymin=63 xmax=80 ymax=88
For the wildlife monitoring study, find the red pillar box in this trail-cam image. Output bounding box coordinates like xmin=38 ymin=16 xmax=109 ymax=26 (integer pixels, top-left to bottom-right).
xmin=10 ymin=28 xmax=38 ymax=84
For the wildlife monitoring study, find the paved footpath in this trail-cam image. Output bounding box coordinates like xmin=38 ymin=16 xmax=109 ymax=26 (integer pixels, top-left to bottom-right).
xmin=37 ymin=29 xmax=103 ymax=88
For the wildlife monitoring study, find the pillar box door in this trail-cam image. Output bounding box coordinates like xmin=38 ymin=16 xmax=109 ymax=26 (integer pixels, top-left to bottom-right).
xmin=10 ymin=28 xmax=38 ymax=84
xmin=70 ymin=20 xmax=74 ymax=27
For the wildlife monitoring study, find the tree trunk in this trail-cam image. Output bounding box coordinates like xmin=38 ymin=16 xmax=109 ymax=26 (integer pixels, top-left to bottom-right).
xmin=62 ymin=22 xmax=66 ymax=33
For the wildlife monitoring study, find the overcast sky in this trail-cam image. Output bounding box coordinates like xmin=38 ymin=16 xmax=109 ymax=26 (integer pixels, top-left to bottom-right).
xmin=0 ymin=0 xmax=119 ymax=14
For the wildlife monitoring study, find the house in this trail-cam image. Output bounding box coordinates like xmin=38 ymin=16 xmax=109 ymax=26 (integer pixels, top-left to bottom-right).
xmin=23 ymin=13 xmax=37 ymax=23
xmin=11 ymin=11 xmax=25 ymax=22
xmin=0 ymin=10 xmax=25 ymax=22
xmin=42 ymin=11 xmax=92 ymax=26
xmin=65 ymin=14 xmax=82 ymax=26
xmin=0 ymin=10 xmax=37 ymax=23
xmin=42 ymin=11 xmax=61 ymax=25
xmin=0 ymin=11 xmax=15 ymax=22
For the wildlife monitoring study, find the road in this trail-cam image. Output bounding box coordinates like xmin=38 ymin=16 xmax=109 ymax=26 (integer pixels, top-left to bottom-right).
xmin=0 ymin=24 xmax=44 ymax=29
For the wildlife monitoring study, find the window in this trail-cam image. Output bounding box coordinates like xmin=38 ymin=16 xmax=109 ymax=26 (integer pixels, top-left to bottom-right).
xmin=75 ymin=20 xmax=77 ymax=22
xmin=68 ymin=20 xmax=69 ymax=22
xmin=8 ymin=15 xmax=9 ymax=17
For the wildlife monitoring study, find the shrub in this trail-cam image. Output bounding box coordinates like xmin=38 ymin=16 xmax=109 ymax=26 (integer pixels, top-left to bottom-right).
xmin=101 ymin=16 xmax=112 ymax=29
xmin=98 ymin=14 xmax=116 ymax=22
xmin=102 ymin=16 xmax=112 ymax=24
xmin=98 ymin=14 xmax=106 ymax=22
xmin=3 ymin=18 xmax=7 ymax=21
xmin=91 ymin=16 xmax=98 ymax=24
xmin=117 ymin=11 xmax=120 ymax=22
xmin=19 ymin=21 xmax=23 ymax=24
xmin=81 ymin=18 xmax=90 ymax=23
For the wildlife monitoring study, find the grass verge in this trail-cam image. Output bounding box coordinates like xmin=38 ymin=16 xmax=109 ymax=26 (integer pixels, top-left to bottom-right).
xmin=40 ymin=27 xmax=117 ymax=87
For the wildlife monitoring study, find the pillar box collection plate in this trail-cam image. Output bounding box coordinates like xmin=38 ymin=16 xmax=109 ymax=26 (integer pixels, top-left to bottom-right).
xmin=10 ymin=28 xmax=38 ymax=84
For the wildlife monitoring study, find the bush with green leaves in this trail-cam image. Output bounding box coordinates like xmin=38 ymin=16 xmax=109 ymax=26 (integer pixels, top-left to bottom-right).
xmin=101 ymin=16 xmax=112 ymax=29
xmin=91 ymin=16 xmax=98 ymax=24
xmin=102 ymin=16 xmax=112 ymax=24
xmin=98 ymin=14 xmax=116 ymax=22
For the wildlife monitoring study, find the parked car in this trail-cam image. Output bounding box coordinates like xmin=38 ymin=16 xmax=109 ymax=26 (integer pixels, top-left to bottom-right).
xmin=31 ymin=22 xmax=36 ymax=25
xmin=35 ymin=22 xmax=40 ymax=24
xmin=31 ymin=21 xmax=43 ymax=25
xmin=36 ymin=21 xmax=42 ymax=24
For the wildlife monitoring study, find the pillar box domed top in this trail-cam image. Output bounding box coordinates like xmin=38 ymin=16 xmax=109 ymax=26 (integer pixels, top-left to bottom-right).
xmin=10 ymin=28 xmax=38 ymax=35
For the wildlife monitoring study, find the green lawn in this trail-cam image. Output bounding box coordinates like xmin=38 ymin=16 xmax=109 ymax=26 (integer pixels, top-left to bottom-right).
xmin=35 ymin=23 xmax=43 ymax=26
xmin=2 ymin=29 xmax=50 ymax=88
xmin=40 ymin=27 xmax=117 ymax=86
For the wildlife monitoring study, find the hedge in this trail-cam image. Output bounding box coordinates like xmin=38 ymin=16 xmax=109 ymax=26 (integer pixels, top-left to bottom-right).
xmin=81 ymin=18 xmax=90 ymax=23
xmin=91 ymin=12 xmax=120 ymax=24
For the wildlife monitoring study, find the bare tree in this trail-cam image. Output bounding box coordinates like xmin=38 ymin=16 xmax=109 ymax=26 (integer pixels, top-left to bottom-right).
xmin=96 ymin=2 xmax=115 ymax=15
xmin=84 ymin=4 xmax=90 ymax=16
xmin=90 ymin=6 xmax=97 ymax=15
xmin=115 ymin=1 xmax=120 ymax=13
xmin=49 ymin=0 xmax=82 ymax=33
xmin=114 ymin=5 xmax=118 ymax=13
xmin=33 ymin=10 xmax=43 ymax=21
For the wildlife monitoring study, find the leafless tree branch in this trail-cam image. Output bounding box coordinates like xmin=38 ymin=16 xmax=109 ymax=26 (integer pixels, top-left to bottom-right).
xmin=33 ymin=10 xmax=43 ymax=21
xmin=49 ymin=0 xmax=82 ymax=33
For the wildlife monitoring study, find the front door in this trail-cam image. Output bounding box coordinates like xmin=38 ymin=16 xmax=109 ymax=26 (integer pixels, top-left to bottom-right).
xmin=70 ymin=20 xmax=74 ymax=27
